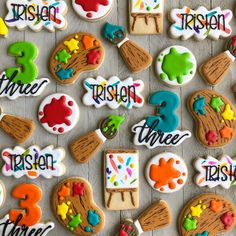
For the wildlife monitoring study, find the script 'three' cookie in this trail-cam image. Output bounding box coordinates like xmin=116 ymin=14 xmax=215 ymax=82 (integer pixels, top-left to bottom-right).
xmin=156 ymin=46 xmax=197 ymax=87
xmin=0 ymin=18 xmax=8 ymax=37
xmin=38 ymin=93 xmax=79 ymax=135
xmin=50 ymin=32 xmax=104 ymax=85
xmin=169 ymin=6 xmax=233 ymax=41
xmin=179 ymin=194 xmax=236 ymax=236
xmin=188 ymin=90 xmax=236 ymax=148
xmin=52 ymin=177 xmax=105 ymax=235
xmin=129 ymin=0 xmax=164 ymax=34
xmin=194 ymin=154 xmax=236 ymax=189
xmin=145 ymin=152 xmax=188 ymax=193
xmin=72 ymin=0 xmax=113 ymax=21
xmin=104 ymin=150 xmax=139 ymax=210
xmin=5 ymin=0 xmax=68 ymax=32
xmin=83 ymin=76 xmax=144 ymax=109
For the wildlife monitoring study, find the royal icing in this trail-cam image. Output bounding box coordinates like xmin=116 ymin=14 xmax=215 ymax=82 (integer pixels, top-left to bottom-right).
xmin=132 ymin=91 xmax=191 ymax=148
xmin=5 ymin=0 xmax=68 ymax=32
xmin=0 ymin=181 xmax=6 ymax=208
xmin=83 ymin=76 xmax=144 ymax=109
xmin=169 ymin=6 xmax=233 ymax=41
xmin=145 ymin=152 xmax=187 ymax=193
xmin=2 ymin=145 xmax=65 ymax=179
xmin=0 ymin=17 xmax=8 ymax=37
xmin=105 ymin=150 xmax=139 ymax=210
xmin=156 ymin=46 xmax=196 ymax=87
xmin=50 ymin=32 xmax=104 ymax=85
xmin=72 ymin=0 xmax=113 ymax=21
xmin=194 ymin=154 xmax=236 ymax=189
xmin=38 ymin=93 xmax=79 ymax=135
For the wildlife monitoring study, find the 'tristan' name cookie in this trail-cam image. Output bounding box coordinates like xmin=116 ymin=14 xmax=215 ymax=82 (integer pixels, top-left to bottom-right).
xmin=156 ymin=46 xmax=197 ymax=87
xmin=72 ymin=0 xmax=113 ymax=21
xmin=129 ymin=0 xmax=164 ymax=34
xmin=104 ymin=150 xmax=139 ymax=210
xmin=179 ymin=194 xmax=236 ymax=236
xmin=52 ymin=177 xmax=105 ymax=235
xmin=145 ymin=152 xmax=187 ymax=193
xmin=83 ymin=76 xmax=144 ymax=109
xmin=188 ymin=90 xmax=236 ymax=148
xmin=169 ymin=6 xmax=233 ymax=41
xmin=38 ymin=93 xmax=79 ymax=135
xmin=5 ymin=0 xmax=68 ymax=32
xmin=50 ymin=32 xmax=104 ymax=85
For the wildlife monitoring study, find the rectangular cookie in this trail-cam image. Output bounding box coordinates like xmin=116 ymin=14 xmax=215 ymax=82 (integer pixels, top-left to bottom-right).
xmin=129 ymin=0 xmax=164 ymax=34
xmin=104 ymin=150 xmax=139 ymax=210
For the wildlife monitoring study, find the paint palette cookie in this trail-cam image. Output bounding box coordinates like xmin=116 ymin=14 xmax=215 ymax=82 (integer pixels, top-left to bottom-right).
xmin=179 ymin=194 xmax=236 ymax=236
xmin=38 ymin=93 xmax=79 ymax=135
xmin=0 ymin=181 xmax=6 ymax=208
xmin=169 ymin=6 xmax=233 ymax=41
xmin=52 ymin=177 xmax=105 ymax=235
xmin=50 ymin=32 xmax=104 ymax=85
xmin=72 ymin=0 xmax=113 ymax=21
xmin=156 ymin=46 xmax=197 ymax=87
xmin=5 ymin=0 xmax=68 ymax=32
xmin=104 ymin=150 xmax=139 ymax=210
xmin=145 ymin=152 xmax=187 ymax=193
xmin=188 ymin=90 xmax=236 ymax=148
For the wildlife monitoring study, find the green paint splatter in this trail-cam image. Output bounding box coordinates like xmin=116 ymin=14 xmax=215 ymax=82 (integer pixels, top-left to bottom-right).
xmin=55 ymin=49 xmax=71 ymax=64
xmin=160 ymin=47 xmax=194 ymax=84
xmin=210 ymin=96 xmax=224 ymax=112
xmin=183 ymin=217 xmax=197 ymax=231
xmin=68 ymin=214 xmax=82 ymax=231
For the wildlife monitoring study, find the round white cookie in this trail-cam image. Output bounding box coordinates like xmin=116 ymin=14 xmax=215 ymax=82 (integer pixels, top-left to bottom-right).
xmin=0 ymin=181 xmax=6 ymax=208
xmin=156 ymin=46 xmax=197 ymax=87
xmin=72 ymin=0 xmax=113 ymax=21
xmin=38 ymin=93 xmax=79 ymax=135
xmin=145 ymin=152 xmax=188 ymax=193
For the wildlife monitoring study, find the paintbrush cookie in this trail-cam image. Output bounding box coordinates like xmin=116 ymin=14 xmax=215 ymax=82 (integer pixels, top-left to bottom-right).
xmin=5 ymin=0 xmax=68 ymax=32
xmin=169 ymin=6 xmax=233 ymax=41
xmin=188 ymin=90 xmax=236 ymax=148
xmin=50 ymin=32 xmax=104 ymax=85
xmin=38 ymin=93 xmax=79 ymax=135
xmin=179 ymin=194 xmax=236 ymax=236
xmin=52 ymin=177 xmax=105 ymax=235
xmin=104 ymin=150 xmax=139 ymax=210
xmin=72 ymin=0 xmax=113 ymax=21
xmin=83 ymin=76 xmax=144 ymax=109
xmin=145 ymin=152 xmax=187 ymax=193
xmin=156 ymin=46 xmax=197 ymax=87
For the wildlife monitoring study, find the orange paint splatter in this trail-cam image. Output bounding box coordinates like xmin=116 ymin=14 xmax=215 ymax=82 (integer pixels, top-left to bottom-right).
xmin=177 ymin=179 xmax=184 ymax=184
xmin=58 ymin=185 xmax=70 ymax=200
xmin=210 ymin=200 xmax=223 ymax=212
xmin=82 ymin=35 xmax=95 ymax=50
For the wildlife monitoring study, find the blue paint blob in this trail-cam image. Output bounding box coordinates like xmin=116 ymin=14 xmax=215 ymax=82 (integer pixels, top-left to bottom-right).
xmin=196 ymin=231 xmax=209 ymax=236
xmin=55 ymin=67 xmax=74 ymax=80
xmin=193 ymin=95 xmax=206 ymax=115
xmin=85 ymin=226 xmax=91 ymax=232
xmin=87 ymin=210 xmax=100 ymax=227
xmin=102 ymin=23 xmax=125 ymax=42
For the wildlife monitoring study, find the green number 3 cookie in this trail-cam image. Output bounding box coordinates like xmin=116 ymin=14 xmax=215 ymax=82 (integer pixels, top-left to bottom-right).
xmin=6 ymin=42 xmax=38 ymax=84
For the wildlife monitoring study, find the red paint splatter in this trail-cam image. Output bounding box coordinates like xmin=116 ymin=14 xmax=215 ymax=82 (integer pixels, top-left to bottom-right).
xmin=205 ymin=130 xmax=218 ymax=145
xmin=75 ymin=0 xmax=109 ymax=12
xmin=40 ymin=96 xmax=72 ymax=128
xmin=73 ymin=182 xmax=85 ymax=197
xmin=87 ymin=50 xmax=101 ymax=65
xmin=68 ymin=101 xmax=74 ymax=106
xmin=220 ymin=212 xmax=235 ymax=229
xmin=58 ymin=127 xmax=64 ymax=133
xmin=86 ymin=12 xmax=93 ymax=18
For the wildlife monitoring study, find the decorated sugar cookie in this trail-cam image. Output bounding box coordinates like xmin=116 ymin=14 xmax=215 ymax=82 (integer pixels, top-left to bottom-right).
xmin=70 ymin=115 xmax=125 ymax=163
xmin=145 ymin=152 xmax=188 ymax=193
xmin=104 ymin=150 xmax=139 ymax=210
xmin=169 ymin=6 xmax=233 ymax=41
xmin=129 ymin=0 xmax=164 ymax=34
xmin=0 ymin=181 xmax=6 ymax=208
xmin=0 ymin=17 xmax=8 ymax=37
xmin=200 ymin=35 xmax=236 ymax=86
xmin=115 ymin=200 xmax=171 ymax=236
xmin=179 ymin=194 xmax=236 ymax=236
xmin=72 ymin=0 xmax=113 ymax=21
xmin=52 ymin=177 xmax=105 ymax=235
xmin=50 ymin=32 xmax=104 ymax=85
xmin=5 ymin=0 xmax=68 ymax=32
xmin=102 ymin=22 xmax=152 ymax=73
xmin=0 ymin=41 xmax=50 ymax=100
xmin=83 ymin=76 xmax=144 ymax=109
xmin=194 ymin=154 xmax=236 ymax=189
xmin=2 ymin=145 xmax=65 ymax=179
xmin=188 ymin=90 xmax=236 ymax=148
xmin=132 ymin=91 xmax=191 ymax=149
xmin=38 ymin=93 xmax=79 ymax=135
xmin=0 ymin=107 xmax=35 ymax=143
xmin=156 ymin=46 xmax=197 ymax=87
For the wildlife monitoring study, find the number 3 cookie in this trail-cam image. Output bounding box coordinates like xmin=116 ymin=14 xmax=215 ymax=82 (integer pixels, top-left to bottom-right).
xmin=52 ymin=177 xmax=105 ymax=235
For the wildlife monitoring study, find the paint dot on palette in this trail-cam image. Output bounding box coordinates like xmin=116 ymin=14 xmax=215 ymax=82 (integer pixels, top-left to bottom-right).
xmin=114 ymin=181 xmax=118 ymax=186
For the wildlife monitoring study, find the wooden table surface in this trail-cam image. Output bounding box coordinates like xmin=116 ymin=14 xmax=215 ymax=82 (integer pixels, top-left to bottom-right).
xmin=0 ymin=0 xmax=236 ymax=235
